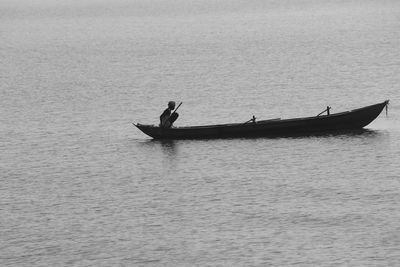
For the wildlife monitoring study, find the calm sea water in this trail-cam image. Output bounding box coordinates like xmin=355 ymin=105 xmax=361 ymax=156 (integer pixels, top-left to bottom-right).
xmin=1 ymin=0 xmax=400 ymax=266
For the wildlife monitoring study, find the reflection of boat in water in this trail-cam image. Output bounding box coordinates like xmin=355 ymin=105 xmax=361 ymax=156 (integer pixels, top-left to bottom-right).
xmin=134 ymin=100 xmax=389 ymax=140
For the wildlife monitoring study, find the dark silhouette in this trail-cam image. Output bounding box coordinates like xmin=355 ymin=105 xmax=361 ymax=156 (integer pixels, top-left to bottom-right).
xmin=160 ymin=101 xmax=179 ymax=128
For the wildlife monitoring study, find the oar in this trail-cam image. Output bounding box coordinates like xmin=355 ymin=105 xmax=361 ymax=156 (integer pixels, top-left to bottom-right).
xmin=243 ymin=115 xmax=256 ymax=124
xmin=172 ymin=102 xmax=182 ymax=115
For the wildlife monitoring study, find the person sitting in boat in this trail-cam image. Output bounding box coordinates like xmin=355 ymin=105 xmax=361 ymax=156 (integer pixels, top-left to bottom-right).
xmin=160 ymin=101 xmax=179 ymax=128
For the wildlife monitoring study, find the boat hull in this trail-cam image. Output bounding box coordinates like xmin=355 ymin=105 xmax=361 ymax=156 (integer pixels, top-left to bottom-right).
xmin=134 ymin=101 xmax=388 ymax=139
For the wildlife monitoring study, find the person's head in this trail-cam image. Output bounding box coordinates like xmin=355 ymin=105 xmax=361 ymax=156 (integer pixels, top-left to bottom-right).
xmin=168 ymin=101 xmax=176 ymax=110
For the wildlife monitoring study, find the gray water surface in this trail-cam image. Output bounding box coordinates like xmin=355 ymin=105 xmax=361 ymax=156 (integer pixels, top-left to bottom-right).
xmin=1 ymin=0 xmax=400 ymax=266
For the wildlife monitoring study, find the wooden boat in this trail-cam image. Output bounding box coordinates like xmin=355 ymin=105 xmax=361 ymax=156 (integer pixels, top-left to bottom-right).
xmin=134 ymin=100 xmax=389 ymax=139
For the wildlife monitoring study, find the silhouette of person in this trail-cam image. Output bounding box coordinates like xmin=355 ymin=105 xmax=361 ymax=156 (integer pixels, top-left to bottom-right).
xmin=160 ymin=101 xmax=179 ymax=128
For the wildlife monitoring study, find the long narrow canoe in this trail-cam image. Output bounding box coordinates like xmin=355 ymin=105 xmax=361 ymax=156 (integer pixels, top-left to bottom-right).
xmin=134 ymin=100 xmax=389 ymax=139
